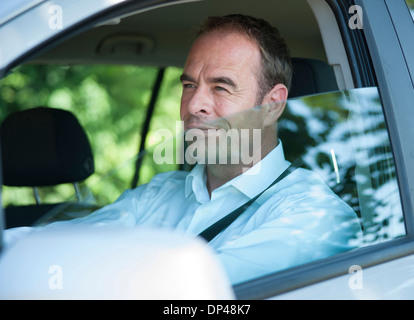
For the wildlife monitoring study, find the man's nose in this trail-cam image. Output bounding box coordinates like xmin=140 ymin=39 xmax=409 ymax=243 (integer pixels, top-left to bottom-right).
xmin=186 ymin=86 xmax=213 ymax=116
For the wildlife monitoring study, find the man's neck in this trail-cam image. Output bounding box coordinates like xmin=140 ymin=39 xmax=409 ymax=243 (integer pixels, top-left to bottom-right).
xmin=206 ymin=164 xmax=245 ymax=195
xmin=205 ymin=136 xmax=278 ymax=196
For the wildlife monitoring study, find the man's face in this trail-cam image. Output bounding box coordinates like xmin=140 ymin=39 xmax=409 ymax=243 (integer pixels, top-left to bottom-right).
xmin=180 ymin=29 xmax=267 ymax=164
xmin=180 ymin=29 xmax=263 ymax=132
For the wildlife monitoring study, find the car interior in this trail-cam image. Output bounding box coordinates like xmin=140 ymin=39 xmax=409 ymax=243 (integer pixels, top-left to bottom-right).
xmin=1 ymin=0 xmax=405 ymax=257
xmin=33 ymin=0 xmax=353 ymax=89
xmin=1 ymin=106 xmax=98 ymax=228
xmin=1 ymin=0 xmax=351 ymax=226
xmin=35 ymin=1 xmax=325 ymax=63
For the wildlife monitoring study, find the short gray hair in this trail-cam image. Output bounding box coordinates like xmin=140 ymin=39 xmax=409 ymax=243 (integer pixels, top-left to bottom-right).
xmin=196 ymin=14 xmax=292 ymax=102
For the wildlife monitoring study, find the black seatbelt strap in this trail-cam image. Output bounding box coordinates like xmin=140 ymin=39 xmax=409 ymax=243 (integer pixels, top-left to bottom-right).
xmin=198 ymin=160 xmax=300 ymax=243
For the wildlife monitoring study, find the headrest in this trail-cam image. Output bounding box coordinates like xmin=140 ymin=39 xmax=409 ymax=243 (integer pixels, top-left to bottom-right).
xmin=289 ymin=58 xmax=339 ymax=98
xmin=1 ymin=107 xmax=94 ymax=187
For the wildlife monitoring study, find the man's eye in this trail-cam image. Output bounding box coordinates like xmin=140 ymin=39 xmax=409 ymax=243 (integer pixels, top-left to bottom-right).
xmin=215 ymin=86 xmax=228 ymax=93
xmin=183 ymin=83 xmax=195 ymax=89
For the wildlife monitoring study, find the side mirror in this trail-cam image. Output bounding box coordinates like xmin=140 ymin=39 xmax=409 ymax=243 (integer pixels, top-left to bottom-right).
xmin=0 ymin=225 xmax=235 ymax=299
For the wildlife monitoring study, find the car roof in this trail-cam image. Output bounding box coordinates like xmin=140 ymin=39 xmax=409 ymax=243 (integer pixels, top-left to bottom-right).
xmin=0 ymin=0 xmax=45 ymax=26
xmin=30 ymin=0 xmax=326 ymax=67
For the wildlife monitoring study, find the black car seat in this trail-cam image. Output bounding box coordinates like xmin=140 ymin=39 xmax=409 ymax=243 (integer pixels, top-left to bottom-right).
xmin=289 ymin=57 xmax=339 ymax=98
xmin=1 ymin=107 xmax=97 ymax=228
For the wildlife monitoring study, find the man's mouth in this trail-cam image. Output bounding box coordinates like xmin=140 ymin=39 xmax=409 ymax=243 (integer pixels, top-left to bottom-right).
xmin=184 ymin=120 xmax=220 ymax=131
xmin=185 ymin=125 xmax=218 ymax=131
xmin=183 ymin=116 xmax=230 ymax=133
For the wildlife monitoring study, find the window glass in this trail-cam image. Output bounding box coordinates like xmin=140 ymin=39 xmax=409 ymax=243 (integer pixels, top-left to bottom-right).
xmin=0 ymin=65 xmax=182 ymax=211
xmin=1 ymin=67 xmax=405 ymax=284
xmin=406 ymin=0 xmax=414 ymax=20
xmin=280 ymin=88 xmax=405 ymax=246
xmin=33 ymin=86 xmax=404 ymax=285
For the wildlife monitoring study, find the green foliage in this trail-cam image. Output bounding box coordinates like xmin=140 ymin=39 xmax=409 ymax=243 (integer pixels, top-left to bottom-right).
xmin=0 ymin=64 xmax=182 ymax=207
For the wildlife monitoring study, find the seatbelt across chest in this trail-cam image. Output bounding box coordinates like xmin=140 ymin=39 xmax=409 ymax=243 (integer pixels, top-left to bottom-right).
xmin=198 ymin=161 xmax=298 ymax=243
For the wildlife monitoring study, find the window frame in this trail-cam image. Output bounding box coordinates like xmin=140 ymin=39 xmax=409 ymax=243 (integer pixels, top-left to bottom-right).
xmin=359 ymin=0 xmax=414 ymax=235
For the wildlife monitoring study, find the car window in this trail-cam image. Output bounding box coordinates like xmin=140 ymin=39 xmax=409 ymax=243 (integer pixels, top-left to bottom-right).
xmin=166 ymin=86 xmax=404 ymax=284
xmin=9 ymin=84 xmax=403 ymax=285
xmin=406 ymin=0 xmax=414 ymax=19
xmin=281 ymin=88 xmax=405 ymax=244
xmin=0 ymin=64 xmax=182 ymax=211
xmin=172 ymin=86 xmax=404 ymax=284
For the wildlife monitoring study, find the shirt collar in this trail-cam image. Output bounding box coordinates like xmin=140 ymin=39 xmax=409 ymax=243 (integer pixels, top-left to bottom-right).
xmin=185 ymin=140 xmax=290 ymax=201
xmin=221 ymin=139 xmax=290 ymax=199
xmin=185 ymin=163 xmax=209 ymax=202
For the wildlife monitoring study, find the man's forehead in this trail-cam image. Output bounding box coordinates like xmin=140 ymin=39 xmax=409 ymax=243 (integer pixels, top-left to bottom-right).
xmin=183 ymin=61 xmax=241 ymax=78
xmin=183 ymin=30 xmax=261 ymax=82
xmin=188 ymin=29 xmax=259 ymax=59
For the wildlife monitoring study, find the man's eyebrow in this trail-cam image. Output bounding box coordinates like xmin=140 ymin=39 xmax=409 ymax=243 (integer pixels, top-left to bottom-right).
xmin=209 ymin=76 xmax=237 ymax=89
xmin=180 ymin=73 xmax=195 ymax=83
xmin=179 ymin=74 xmax=237 ymax=89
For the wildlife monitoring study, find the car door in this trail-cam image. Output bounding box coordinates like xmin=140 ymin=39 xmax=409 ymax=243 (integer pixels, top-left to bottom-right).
xmin=234 ymin=0 xmax=414 ymax=299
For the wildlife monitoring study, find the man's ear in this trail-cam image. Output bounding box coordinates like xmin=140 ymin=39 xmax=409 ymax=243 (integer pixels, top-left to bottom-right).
xmin=261 ymin=83 xmax=288 ymax=127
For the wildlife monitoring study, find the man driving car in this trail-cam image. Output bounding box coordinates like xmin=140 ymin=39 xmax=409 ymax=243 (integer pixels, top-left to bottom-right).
xmin=5 ymin=14 xmax=362 ymax=284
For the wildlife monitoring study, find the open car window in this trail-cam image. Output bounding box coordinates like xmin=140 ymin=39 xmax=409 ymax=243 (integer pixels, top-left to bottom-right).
xmin=0 ymin=64 xmax=182 ymax=211
xmin=1 ymin=76 xmax=405 ymax=285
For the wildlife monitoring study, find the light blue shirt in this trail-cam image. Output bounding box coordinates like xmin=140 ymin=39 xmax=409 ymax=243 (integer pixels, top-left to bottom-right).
xmin=61 ymin=141 xmax=362 ymax=284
